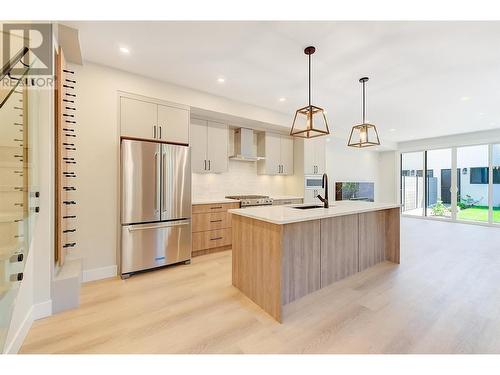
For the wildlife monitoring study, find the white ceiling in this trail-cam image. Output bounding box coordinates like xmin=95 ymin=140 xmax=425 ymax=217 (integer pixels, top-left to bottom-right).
xmin=65 ymin=21 xmax=500 ymax=143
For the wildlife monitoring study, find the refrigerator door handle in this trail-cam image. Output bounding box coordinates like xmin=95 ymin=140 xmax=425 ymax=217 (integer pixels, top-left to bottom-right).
xmin=162 ymin=151 xmax=167 ymax=212
xmin=127 ymin=220 xmax=190 ymax=232
xmin=154 ymin=152 xmax=159 ymax=212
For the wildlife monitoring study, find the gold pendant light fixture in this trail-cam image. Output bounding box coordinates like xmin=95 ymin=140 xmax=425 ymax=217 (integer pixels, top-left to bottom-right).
xmin=290 ymin=46 xmax=330 ymax=138
xmin=348 ymin=77 xmax=380 ymax=148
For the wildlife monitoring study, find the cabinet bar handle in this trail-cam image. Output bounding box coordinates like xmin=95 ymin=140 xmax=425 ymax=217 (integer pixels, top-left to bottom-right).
xmin=159 ymin=125 xmax=162 ymax=139
xmin=208 ymin=160 xmax=211 ymax=170
xmin=210 ymin=219 xmax=222 ymax=223
xmin=153 ymin=126 xmax=156 ymax=139
xmin=210 ymin=206 xmax=222 ymax=209
xmin=204 ymin=160 xmax=207 ymax=170
xmin=210 ymin=237 xmax=223 ymax=241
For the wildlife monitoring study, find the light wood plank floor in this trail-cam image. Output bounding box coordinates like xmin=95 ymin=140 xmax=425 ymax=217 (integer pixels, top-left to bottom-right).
xmin=21 ymin=218 xmax=500 ymax=354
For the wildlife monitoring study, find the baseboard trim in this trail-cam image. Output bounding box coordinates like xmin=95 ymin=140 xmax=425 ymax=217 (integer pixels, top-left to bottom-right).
xmin=33 ymin=300 xmax=52 ymax=320
xmin=4 ymin=306 xmax=33 ymax=354
xmin=82 ymin=265 xmax=117 ymax=283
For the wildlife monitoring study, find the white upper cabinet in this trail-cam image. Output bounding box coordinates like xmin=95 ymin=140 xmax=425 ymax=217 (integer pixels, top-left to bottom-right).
xmin=190 ymin=118 xmax=228 ymax=174
xmin=206 ymin=121 xmax=228 ymax=173
xmin=120 ymin=97 xmax=157 ymax=140
xmin=157 ymin=104 xmax=189 ymax=144
xmin=190 ymin=118 xmax=208 ymax=173
xmin=258 ymin=133 xmax=294 ymax=175
xmin=120 ymin=95 xmax=189 ymax=144
xmin=280 ymin=136 xmax=294 ymax=175
xmin=303 ymin=137 xmax=326 ymax=175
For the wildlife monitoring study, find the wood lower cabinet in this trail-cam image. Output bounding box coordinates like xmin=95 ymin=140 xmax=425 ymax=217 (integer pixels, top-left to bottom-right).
xmin=358 ymin=210 xmax=386 ymax=271
xmin=193 ymin=228 xmax=232 ymax=253
xmin=232 ymin=208 xmax=400 ymax=322
xmin=282 ymin=221 xmax=321 ymax=305
xmin=191 ymin=202 xmax=239 ymax=256
xmin=320 ymin=215 xmax=359 ymax=287
xmin=359 ymin=207 xmax=400 ymax=268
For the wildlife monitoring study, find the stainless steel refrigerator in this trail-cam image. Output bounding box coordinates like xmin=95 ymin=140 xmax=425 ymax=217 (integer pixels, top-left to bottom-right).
xmin=120 ymin=139 xmax=191 ymax=277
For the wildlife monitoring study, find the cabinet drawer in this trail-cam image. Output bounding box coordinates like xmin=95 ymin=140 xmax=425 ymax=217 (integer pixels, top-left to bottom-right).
xmin=192 ymin=202 xmax=239 ymax=214
xmin=192 ymin=228 xmax=232 ymax=251
xmin=192 ymin=212 xmax=231 ymax=232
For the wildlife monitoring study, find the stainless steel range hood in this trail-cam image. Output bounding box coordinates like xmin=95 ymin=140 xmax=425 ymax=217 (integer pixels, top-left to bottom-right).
xmin=229 ymin=128 xmax=265 ymax=161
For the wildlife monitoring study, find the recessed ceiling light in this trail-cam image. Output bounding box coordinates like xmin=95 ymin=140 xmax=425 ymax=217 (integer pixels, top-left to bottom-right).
xmin=279 ymin=97 xmax=286 ymax=102
xmin=460 ymin=96 xmax=470 ymax=101
xmin=389 ymin=128 xmax=396 ymax=132
xmin=119 ymin=46 xmax=130 ymax=54
xmin=217 ymin=77 xmax=225 ymax=83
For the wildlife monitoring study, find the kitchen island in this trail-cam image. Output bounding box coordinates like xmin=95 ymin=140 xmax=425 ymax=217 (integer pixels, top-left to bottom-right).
xmin=229 ymin=201 xmax=400 ymax=322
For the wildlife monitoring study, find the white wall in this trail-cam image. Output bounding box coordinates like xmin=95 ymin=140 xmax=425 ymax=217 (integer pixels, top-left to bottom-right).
xmin=378 ymin=151 xmax=398 ymax=203
xmin=325 ymin=137 xmax=395 ymax=203
xmin=70 ymin=62 xmax=295 ymax=275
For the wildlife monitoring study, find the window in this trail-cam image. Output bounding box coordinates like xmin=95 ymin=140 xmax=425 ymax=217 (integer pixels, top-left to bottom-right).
xmin=493 ymin=166 xmax=500 ymax=184
xmin=470 ymin=167 xmax=489 ymax=184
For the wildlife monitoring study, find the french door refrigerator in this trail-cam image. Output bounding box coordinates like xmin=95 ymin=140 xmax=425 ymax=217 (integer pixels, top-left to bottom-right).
xmin=121 ymin=139 xmax=191 ymax=277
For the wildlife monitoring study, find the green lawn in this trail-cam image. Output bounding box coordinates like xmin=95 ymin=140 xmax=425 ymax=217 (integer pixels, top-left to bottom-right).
xmin=457 ymin=206 xmax=500 ymax=222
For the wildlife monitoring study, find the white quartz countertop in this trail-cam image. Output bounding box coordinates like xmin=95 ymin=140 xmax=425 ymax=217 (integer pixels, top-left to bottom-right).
xmin=229 ymin=201 xmax=401 ymax=225
xmin=192 ymin=195 xmax=303 ymax=205
xmin=192 ymin=198 xmax=239 ymax=205
xmin=270 ymin=195 xmax=304 ymax=201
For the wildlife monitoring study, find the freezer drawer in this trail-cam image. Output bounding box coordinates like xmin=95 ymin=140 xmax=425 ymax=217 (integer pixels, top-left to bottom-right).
xmin=121 ymin=220 xmax=191 ymax=274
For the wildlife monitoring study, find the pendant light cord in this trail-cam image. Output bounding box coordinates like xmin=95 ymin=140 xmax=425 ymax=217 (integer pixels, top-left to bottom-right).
xmin=362 ymin=79 xmax=366 ymax=124
xmin=308 ymin=53 xmax=311 ymax=107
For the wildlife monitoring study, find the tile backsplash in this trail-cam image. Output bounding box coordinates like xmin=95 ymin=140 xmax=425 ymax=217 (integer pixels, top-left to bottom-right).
xmin=192 ymin=159 xmax=288 ymax=199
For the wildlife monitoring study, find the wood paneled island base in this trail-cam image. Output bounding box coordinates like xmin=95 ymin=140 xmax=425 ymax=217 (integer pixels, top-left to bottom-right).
xmin=231 ymin=205 xmax=400 ymax=322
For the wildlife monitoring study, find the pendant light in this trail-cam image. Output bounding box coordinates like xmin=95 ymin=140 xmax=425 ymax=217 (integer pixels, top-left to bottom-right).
xmin=348 ymin=77 xmax=380 ymax=147
xmin=290 ymin=46 xmax=330 ymax=138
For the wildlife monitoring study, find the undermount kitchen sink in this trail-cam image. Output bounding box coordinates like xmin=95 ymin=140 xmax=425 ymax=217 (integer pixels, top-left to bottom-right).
xmin=291 ymin=205 xmax=325 ymax=210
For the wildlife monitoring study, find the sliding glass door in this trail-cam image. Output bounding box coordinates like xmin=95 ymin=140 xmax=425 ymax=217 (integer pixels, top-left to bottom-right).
xmin=493 ymin=144 xmax=500 ymax=223
xmin=401 ymin=152 xmax=424 ymax=216
xmin=426 ymin=149 xmax=452 ymax=218
xmin=456 ymin=145 xmax=489 ymax=223
xmin=401 ymin=144 xmax=500 ymax=226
